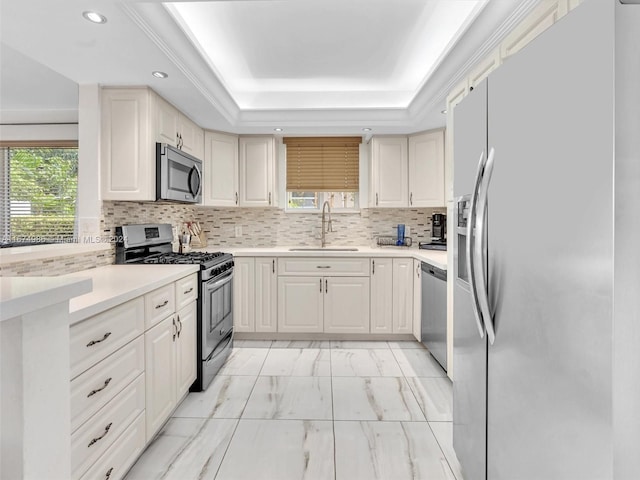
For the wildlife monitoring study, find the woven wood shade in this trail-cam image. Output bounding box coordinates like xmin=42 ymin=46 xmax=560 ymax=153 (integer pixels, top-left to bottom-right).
xmin=284 ymin=137 xmax=361 ymax=192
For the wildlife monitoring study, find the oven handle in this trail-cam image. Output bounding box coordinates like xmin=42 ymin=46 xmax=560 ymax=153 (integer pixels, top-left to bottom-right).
xmin=205 ymin=270 xmax=234 ymax=290
xmin=205 ymin=330 xmax=233 ymax=363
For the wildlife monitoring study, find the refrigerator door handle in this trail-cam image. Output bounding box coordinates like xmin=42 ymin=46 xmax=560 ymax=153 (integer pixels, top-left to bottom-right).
xmin=467 ymin=151 xmax=487 ymax=339
xmin=474 ymin=147 xmax=496 ymax=344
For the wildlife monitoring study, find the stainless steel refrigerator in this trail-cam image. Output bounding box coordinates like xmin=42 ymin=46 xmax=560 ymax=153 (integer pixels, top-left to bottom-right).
xmin=452 ymin=0 xmax=640 ymax=478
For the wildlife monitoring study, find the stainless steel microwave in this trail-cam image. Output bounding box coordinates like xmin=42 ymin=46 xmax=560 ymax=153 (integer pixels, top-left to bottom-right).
xmin=156 ymin=143 xmax=202 ymax=203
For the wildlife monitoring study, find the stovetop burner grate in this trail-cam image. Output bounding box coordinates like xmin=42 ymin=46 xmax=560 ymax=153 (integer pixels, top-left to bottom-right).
xmin=140 ymin=251 xmax=229 ymax=266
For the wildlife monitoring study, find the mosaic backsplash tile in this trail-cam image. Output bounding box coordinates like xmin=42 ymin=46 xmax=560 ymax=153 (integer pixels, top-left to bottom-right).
xmin=2 ymin=201 xmax=445 ymax=275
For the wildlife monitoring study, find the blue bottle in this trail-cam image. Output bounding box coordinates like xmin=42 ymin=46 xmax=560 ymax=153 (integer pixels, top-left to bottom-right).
xmin=396 ymin=224 xmax=405 ymax=246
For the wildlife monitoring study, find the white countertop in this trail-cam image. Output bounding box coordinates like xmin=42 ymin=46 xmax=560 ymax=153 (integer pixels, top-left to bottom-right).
xmin=0 ymin=242 xmax=111 ymax=265
xmin=0 ymin=276 xmax=93 ymax=322
xmin=61 ymin=264 xmax=199 ymax=324
xmin=198 ymin=246 xmax=448 ymax=271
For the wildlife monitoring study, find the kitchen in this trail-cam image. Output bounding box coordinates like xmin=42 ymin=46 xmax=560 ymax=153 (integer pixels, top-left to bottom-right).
xmin=1 ymin=0 xmax=639 ymax=479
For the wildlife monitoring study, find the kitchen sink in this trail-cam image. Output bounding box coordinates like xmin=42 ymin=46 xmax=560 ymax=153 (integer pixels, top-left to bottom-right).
xmin=288 ymin=247 xmax=359 ymax=252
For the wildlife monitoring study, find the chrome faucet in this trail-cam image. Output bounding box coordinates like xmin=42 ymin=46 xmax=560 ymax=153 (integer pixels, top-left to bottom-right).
xmin=321 ymin=200 xmax=333 ymax=247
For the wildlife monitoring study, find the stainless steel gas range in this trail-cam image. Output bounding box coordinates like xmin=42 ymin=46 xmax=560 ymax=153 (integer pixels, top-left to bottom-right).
xmin=115 ymin=223 xmax=233 ymax=391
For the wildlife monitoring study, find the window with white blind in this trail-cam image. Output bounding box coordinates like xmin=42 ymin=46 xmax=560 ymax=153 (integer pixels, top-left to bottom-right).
xmin=283 ymin=136 xmax=361 ymax=211
xmin=0 ymin=144 xmax=78 ymax=247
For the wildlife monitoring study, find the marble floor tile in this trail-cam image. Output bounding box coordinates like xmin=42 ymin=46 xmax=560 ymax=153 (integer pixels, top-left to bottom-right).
xmin=217 ymin=347 xmax=269 ymax=376
xmin=406 ymin=377 xmax=453 ymax=421
xmin=334 ymin=421 xmax=456 ymax=480
xmin=215 ymin=419 xmax=334 ymax=480
xmin=124 ymin=418 xmax=237 ymax=480
xmin=387 ymin=340 xmax=428 ymax=349
xmin=259 ymin=348 xmax=331 ymax=376
xmin=331 ymin=340 xmax=391 ymax=349
xmin=233 ymin=339 xmax=273 ymax=348
xmin=391 ymin=347 xmax=447 ymax=377
xmin=271 ymin=339 xmax=331 ymax=349
xmin=429 ymin=422 xmax=464 ymax=480
xmin=332 ymin=376 xmax=426 ymax=421
xmin=242 ymin=376 xmax=333 ymax=420
xmin=331 ymin=348 xmax=403 ymax=377
xmin=173 ymin=375 xmax=257 ymax=419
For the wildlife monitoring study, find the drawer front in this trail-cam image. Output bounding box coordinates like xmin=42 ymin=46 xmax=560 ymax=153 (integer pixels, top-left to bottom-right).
xmin=71 ymin=375 xmax=145 ymax=480
xmin=71 ymin=337 xmax=144 ymax=433
xmin=278 ymin=257 xmax=369 ymax=276
xmin=144 ymin=283 xmax=176 ymax=329
xmin=175 ymin=273 xmax=198 ymax=311
xmin=70 ymin=298 xmax=145 ymax=379
xmin=79 ymin=412 xmax=145 ymax=480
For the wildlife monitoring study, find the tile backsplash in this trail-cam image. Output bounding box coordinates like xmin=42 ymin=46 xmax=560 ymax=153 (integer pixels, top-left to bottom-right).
xmin=2 ymin=201 xmax=445 ymax=276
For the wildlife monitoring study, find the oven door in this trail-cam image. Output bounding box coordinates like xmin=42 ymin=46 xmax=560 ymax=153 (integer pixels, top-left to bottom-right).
xmin=201 ymin=270 xmax=233 ymax=360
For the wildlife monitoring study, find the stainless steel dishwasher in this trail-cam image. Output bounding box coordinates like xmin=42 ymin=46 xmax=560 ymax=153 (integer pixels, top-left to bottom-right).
xmin=420 ymin=262 xmax=448 ymax=371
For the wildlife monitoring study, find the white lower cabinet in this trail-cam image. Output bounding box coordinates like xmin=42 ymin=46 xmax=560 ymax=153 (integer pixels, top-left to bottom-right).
xmin=233 ymin=257 xmax=256 ymax=332
xmin=324 ymin=277 xmax=370 ymax=334
xmin=412 ymin=259 xmax=422 ymax=341
xmin=278 ymin=262 xmax=370 ymax=334
xmin=145 ymin=300 xmax=196 ymax=441
xmin=278 ymin=276 xmax=324 ymax=333
xmin=370 ymin=258 xmax=394 ymax=334
xmin=392 ymin=258 xmax=414 ymax=334
xmin=255 ymin=257 xmax=278 ymax=332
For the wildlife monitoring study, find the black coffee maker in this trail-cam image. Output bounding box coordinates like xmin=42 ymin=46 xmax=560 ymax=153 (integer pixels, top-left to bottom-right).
xmin=431 ymin=213 xmax=447 ymax=245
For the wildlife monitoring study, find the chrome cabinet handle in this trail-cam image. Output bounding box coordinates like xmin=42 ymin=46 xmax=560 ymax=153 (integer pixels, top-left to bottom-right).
xmin=467 ymin=151 xmax=487 ymax=340
xmin=319 ymin=278 xmax=322 ymax=292
xmin=87 ymin=332 xmax=111 ymax=347
xmin=316 ymin=266 xmax=331 ymax=269
xmin=87 ymin=377 xmax=112 ymax=398
xmin=325 ymin=279 xmax=328 ymax=293
xmin=474 ymin=147 xmax=496 ymax=344
xmin=272 ymin=259 xmax=275 ymax=273
xmin=184 ymin=287 xmax=194 ymax=294
xmin=410 ymin=192 xmax=413 ymax=205
xmin=177 ymin=316 xmax=183 ymax=339
xmin=235 ymin=192 xmax=239 ymax=205
xmin=155 ymin=300 xmax=169 ymax=309
xmin=268 ymin=192 xmax=272 ymax=205
xmin=376 ymin=193 xmax=379 ymax=206
xmin=372 ymin=260 xmax=375 ymax=275
xmin=105 ymin=467 xmax=114 ymax=479
xmin=416 ymin=264 xmax=420 ymax=277
xmin=88 ymin=422 xmax=112 ymax=448
xmin=172 ymin=317 xmax=177 ymax=341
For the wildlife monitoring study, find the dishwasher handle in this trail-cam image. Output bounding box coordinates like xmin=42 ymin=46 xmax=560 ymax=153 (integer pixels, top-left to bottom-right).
xmin=421 ymin=262 xmax=447 ymax=282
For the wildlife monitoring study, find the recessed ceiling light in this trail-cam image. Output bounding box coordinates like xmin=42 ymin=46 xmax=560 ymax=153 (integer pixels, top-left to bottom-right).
xmin=274 ymin=128 xmax=283 ymax=132
xmin=441 ymin=109 xmax=448 ymax=114
xmin=152 ymin=71 xmax=169 ymax=79
xmin=362 ymin=128 xmax=372 ymax=132
xmin=82 ymin=11 xmax=107 ymax=24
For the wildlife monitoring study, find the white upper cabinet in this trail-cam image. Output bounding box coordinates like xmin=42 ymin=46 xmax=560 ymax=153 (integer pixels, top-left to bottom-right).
xmin=369 ymin=136 xmax=409 ymax=208
xmin=239 ymin=136 xmax=276 ymax=207
xmin=101 ymin=87 xmax=204 ymax=201
xmin=408 ymin=129 xmax=445 ymax=207
xmin=203 ymin=131 xmax=239 ymax=207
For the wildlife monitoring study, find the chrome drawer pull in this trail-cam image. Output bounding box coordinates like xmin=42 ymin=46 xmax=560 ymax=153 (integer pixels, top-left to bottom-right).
xmin=87 ymin=377 xmax=113 ymax=398
xmin=105 ymin=467 xmax=114 ymax=479
xmin=316 ymin=266 xmax=331 ymax=269
xmin=88 ymin=422 xmax=112 ymax=448
xmin=155 ymin=300 xmax=169 ymax=309
xmin=87 ymin=332 xmax=111 ymax=347
xmin=183 ymin=287 xmax=194 ymax=294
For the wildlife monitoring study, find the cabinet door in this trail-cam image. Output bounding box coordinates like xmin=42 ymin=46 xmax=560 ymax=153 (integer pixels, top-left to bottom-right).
xmin=155 ymin=95 xmax=179 ymax=147
xmin=178 ymin=114 xmax=204 ymax=160
xmin=204 ymin=131 xmax=239 ymax=207
xmin=175 ymin=301 xmax=197 ymax=399
xmin=233 ymin=258 xmax=255 ymax=332
xmin=255 ymin=258 xmax=278 ymax=332
xmin=371 ymin=137 xmax=408 ymax=208
xmin=145 ymin=315 xmax=176 ymax=440
xmin=408 ymin=130 xmax=445 ymax=207
xmin=324 ymin=277 xmax=370 ymax=334
xmin=370 ymin=258 xmax=393 ymax=334
xmin=412 ymin=260 xmax=422 ymax=341
xmin=239 ymin=136 xmax=274 ymax=207
xmin=392 ymin=258 xmax=414 ymax=333
xmin=277 ymin=277 xmax=323 ymax=333
xmin=100 ymin=88 xmax=154 ymax=201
